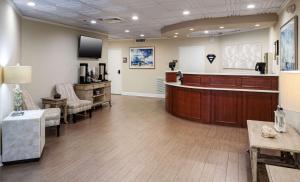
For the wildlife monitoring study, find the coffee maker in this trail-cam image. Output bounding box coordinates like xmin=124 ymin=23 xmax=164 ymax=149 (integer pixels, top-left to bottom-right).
xmin=169 ymin=60 xmax=177 ymax=71
xmin=255 ymin=62 xmax=266 ymax=74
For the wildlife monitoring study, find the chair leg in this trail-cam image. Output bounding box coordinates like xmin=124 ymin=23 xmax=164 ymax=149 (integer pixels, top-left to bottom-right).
xmin=69 ymin=114 xmax=75 ymax=123
xmin=56 ymin=125 xmax=60 ymax=137
xmin=89 ymin=109 xmax=92 ymax=118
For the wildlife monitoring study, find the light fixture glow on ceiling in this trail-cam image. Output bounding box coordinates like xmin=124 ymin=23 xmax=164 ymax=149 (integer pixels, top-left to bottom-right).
xmin=140 ymin=34 xmax=144 ymax=37
xmin=132 ymin=15 xmax=139 ymax=20
xmin=255 ymin=24 xmax=260 ymax=27
xmin=219 ymin=26 xmax=225 ymax=29
xmin=27 ymin=1 xmax=36 ymax=7
xmin=174 ymin=35 xmax=178 ymax=38
xmin=204 ymin=30 xmax=209 ymax=34
xmin=247 ymin=4 xmax=255 ymax=9
xmin=189 ymin=28 xmax=194 ymax=31
xmin=183 ymin=10 xmax=190 ymax=15
xmin=125 ymin=29 xmax=130 ymax=33
xmin=174 ymin=32 xmax=179 ymax=35
xmin=90 ymin=20 xmax=97 ymax=24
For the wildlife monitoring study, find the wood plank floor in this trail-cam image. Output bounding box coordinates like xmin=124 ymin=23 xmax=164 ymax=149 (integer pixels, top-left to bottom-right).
xmin=0 ymin=95 xmax=254 ymax=182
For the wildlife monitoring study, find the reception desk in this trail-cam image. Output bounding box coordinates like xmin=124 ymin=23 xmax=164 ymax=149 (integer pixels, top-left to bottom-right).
xmin=165 ymin=72 xmax=279 ymax=127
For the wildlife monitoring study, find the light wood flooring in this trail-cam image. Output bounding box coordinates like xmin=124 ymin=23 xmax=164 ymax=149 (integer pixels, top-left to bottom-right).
xmin=1 ymin=95 xmax=255 ymax=182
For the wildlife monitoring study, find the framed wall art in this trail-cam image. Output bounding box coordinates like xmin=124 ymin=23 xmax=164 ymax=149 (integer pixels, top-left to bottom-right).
xmin=129 ymin=47 xmax=155 ymax=69
xmin=280 ymin=16 xmax=298 ymax=71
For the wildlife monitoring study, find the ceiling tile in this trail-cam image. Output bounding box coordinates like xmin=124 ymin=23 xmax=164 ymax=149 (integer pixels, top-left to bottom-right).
xmin=12 ymin=0 xmax=287 ymax=39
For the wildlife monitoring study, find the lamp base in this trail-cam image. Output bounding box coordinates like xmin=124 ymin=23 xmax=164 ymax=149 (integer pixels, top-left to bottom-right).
xmin=11 ymin=111 xmax=24 ymax=117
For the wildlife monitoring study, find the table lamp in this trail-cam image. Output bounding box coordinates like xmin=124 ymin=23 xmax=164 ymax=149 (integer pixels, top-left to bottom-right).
xmin=279 ymin=71 xmax=300 ymax=133
xmin=0 ymin=66 xmax=3 ymax=83
xmin=3 ymin=64 xmax=32 ymax=116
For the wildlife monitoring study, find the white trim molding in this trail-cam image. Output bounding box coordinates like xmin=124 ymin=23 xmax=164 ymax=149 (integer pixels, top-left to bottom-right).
xmin=122 ymin=92 xmax=165 ymax=98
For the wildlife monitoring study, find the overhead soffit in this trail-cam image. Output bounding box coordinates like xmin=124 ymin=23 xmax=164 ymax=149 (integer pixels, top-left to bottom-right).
xmin=161 ymin=13 xmax=279 ymax=38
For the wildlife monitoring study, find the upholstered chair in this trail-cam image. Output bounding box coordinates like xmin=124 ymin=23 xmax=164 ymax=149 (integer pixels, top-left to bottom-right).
xmin=22 ymin=89 xmax=61 ymax=137
xmin=55 ymin=83 xmax=92 ymax=122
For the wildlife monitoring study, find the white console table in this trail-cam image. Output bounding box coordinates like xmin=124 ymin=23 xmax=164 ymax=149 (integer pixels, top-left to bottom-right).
xmin=247 ymin=120 xmax=300 ymax=182
xmin=2 ymin=110 xmax=45 ymax=163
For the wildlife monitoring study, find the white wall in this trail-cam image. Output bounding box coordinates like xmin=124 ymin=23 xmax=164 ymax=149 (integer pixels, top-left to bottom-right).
xmin=179 ymin=46 xmax=205 ymax=72
xmin=108 ymin=28 xmax=270 ymax=95
xmin=0 ymin=0 xmax=21 ymax=166
xmin=271 ymin=0 xmax=300 ymax=131
xmin=21 ymin=19 xmax=108 ymax=105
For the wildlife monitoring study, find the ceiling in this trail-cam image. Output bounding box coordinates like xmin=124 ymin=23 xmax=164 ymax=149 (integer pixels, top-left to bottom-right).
xmin=12 ymin=0 xmax=288 ymax=39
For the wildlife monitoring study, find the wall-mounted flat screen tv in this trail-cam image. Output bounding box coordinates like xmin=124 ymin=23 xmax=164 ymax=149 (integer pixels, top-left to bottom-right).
xmin=78 ymin=36 xmax=102 ymax=59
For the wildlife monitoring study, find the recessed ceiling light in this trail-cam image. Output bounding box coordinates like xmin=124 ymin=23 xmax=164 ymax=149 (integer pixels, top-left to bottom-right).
xmin=27 ymin=1 xmax=36 ymax=7
xmin=125 ymin=29 xmax=130 ymax=33
xmin=255 ymin=24 xmax=260 ymax=27
xmin=189 ymin=28 xmax=194 ymax=31
xmin=132 ymin=15 xmax=139 ymax=20
xmin=204 ymin=30 xmax=209 ymax=34
xmin=219 ymin=26 xmax=225 ymax=29
xmin=140 ymin=34 xmax=144 ymax=37
xmin=90 ymin=20 xmax=97 ymax=24
xmin=174 ymin=32 xmax=179 ymax=35
xmin=174 ymin=35 xmax=178 ymax=38
xmin=183 ymin=10 xmax=190 ymax=15
xmin=247 ymin=4 xmax=255 ymax=9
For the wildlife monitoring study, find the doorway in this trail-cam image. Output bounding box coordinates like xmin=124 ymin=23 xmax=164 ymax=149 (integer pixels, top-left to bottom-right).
xmin=108 ymin=49 xmax=122 ymax=94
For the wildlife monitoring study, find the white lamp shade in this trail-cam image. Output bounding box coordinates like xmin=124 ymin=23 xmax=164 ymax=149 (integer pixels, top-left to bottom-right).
xmin=3 ymin=66 xmax=32 ymax=84
xmin=0 ymin=66 xmax=2 ymax=83
xmin=280 ymin=71 xmax=300 ymax=112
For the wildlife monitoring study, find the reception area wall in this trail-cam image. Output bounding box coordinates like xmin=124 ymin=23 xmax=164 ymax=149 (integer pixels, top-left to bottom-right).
xmin=108 ymin=29 xmax=270 ymax=96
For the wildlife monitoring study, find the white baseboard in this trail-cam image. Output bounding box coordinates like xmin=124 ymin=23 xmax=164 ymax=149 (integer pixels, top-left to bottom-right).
xmin=122 ymin=92 xmax=165 ymax=98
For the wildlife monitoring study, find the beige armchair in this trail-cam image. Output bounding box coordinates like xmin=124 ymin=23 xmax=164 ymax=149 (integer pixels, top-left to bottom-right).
xmin=22 ymin=89 xmax=61 ymax=137
xmin=56 ymin=83 xmax=92 ymax=122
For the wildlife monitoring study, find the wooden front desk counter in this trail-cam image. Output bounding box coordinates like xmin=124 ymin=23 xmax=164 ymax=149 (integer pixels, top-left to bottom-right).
xmin=165 ymin=72 xmax=279 ymax=127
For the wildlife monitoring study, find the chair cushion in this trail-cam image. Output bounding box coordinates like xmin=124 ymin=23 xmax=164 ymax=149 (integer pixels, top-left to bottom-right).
xmin=45 ymin=119 xmax=60 ymax=127
xmin=56 ymin=83 xmax=80 ymax=102
xmin=67 ymin=100 xmax=92 ymax=109
xmin=44 ymin=108 xmax=61 ymax=121
xmin=22 ymin=89 xmax=40 ymax=110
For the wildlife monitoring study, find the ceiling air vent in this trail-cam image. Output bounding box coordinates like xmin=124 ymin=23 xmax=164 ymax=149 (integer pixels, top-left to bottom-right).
xmin=98 ymin=17 xmax=124 ymax=24
xmin=136 ymin=39 xmax=146 ymax=42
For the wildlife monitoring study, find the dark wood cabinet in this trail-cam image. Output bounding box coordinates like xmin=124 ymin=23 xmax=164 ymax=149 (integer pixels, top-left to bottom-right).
xmin=241 ymin=77 xmax=278 ymax=90
xmin=166 ymin=72 xmax=177 ymax=82
xmin=172 ymin=87 xmax=190 ymax=118
xmin=241 ymin=92 xmax=278 ymax=127
xmin=189 ymin=90 xmax=201 ymax=120
xmin=165 ymin=86 xmax=173 ymax=112
xmin=205 ymin=76 xmax=240 ymax=88
xmin=189 ymin=90 xmax=211 ymax=123
xmin=181 ymin=74 xmax=278 ymax=91
xmin=211 ymin=91 xmax=242 ymax=127
xmin=166 ymin=84 xmax=278 ymax=128
xmin=182 ymin=74 xmax=201 ymax=86
xmin=165 ymin=72 xmax=279 ymax=128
